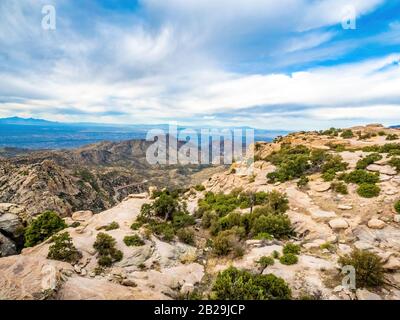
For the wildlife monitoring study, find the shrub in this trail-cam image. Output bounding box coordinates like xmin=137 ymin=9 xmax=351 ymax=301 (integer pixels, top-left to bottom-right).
xmin=257 ymin=256 xmax=275 ymax=268
xmin=321 ymin=155 xmax=348 ymax=173
xmin=272 ymin=250 xmax=280 ymax=259
xmin=339 ymin=249 xmax=384 ymax=288
xmin=153 ymin=193 xmax=179 ymax=220
xmin=194 ymin=184 xmax=206 ymax=192
xmin=104 ymin=221 xmax=119 ymax=231
xmin=341 ymin=130 xmax=354 ymax=139
xmin=331 ymin=181 xmax=348 ymax=195
xmin=70 ymin=221 xmax=80 ymax=228
xmin=93 ymin=233 xmax=123 ymax=267
xmin=386 ymin=134 xmax=398 ymax=141
xmin=130 ymin=222 xmax=142 ymax=230
xmin=213 ymin=230 xmax=244 ymax=257
xmin=343 ymin=170 xmax=380 ymax=185
xmin=362 ymin=143 xmax=400 ymax=155
xmin=201 ymin=211 xmax=218 ymax=228
xmin=297 ymin=176 xmax=309 ymax=188
xmin=172 ymin=212 xmax=195 ymax=229
xmin=283 ymin=243 xmax=301 ymax=255
xmin=389 ymin=157 xmax=400 ymax=172
xmin=148 ymin=221 xmax=175 ymax=242
xmin=47 ymin=232 xmax=82 ymax=264
xmin=250 ymin=214 xmax=293 ymax=239
xmin=357 ymin=183 xmax=381 ymax=198
xmin=212 ymin=267 xmax=291 ymax=300
xmin=177 ymin=228 xmax=195 ymax=245
xmin=210 ymin=211 xmax=242 ymax=235
xmin=279 ymin=253 xmax=298 ymax=265
xmin=123 ymin=235 xmax=145 ymax=246
xmin=356 ymin=153 xmax=382 ymax=170
xmin=322 ymin=169 xmax=336 ymax=182
xmin=24 ymin=211 xmax=67 ymax=247
xmin=394 ymin=200 xmax=400 ymax=214
xmin=254 ymin=232 xmax=273 ymax=240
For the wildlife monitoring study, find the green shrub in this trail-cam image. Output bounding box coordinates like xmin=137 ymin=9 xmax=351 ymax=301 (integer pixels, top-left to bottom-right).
xmin=254 ymin=232 xmax=273 ymax=240
xmin=343 ymin=170 xmax=380 ymax=185
xmin=250 ymin=214 xmax=293 ymax=239
xmin=104 ymin=221 xmax=119 ymax=231
xmin=394 ymin=200 xmax=400 ymax=214
xmin=212 ymin=267 xmax=291 ymax=300
xmin=24 ymin=211 xmax=67 ymax=247
xmin=153 ymin=192 xmax=180 ymax=220
xmin=47 ymin=232 xmax=82 ymax=264
xmin=201 ymin=211 xmax=218 ymax=228
xmin=339 ymin=249 xmax=384 ymax=288
xmin=356 ymin=153 xmax=382 ymax=170
xmin=177 ymin=228 xmax=195 ymax=245
xmin=213 ymin=230 xmax=244 ymax=257
xmin=362 ymin=143 xmax=400 ymax=155
xmin=70 ymin=221 xmax=81 ymax=228
xmin=322 ymin=169 xmax=336 ymax=182
xmin=297 ymin=176 xmax=309 ymax=188
xmin=194 ymin=184 xmax=206 ymax=192
xmin=123 ymin=235 xmax=145 ymax=246
xmin=331 ymin=181 xmax=348 ymax=195
xmin=389 ymin=157 xmax=400 ymax=172
xmin=386 ymin=134 xmax=398 ymax=141
xmin=130 ymin=222 xmax=142 ymax=230
xmin=272 ymin=250 xmax=280 ymax=259
xmin=210 ymin=211 xmax=242 ymax=235
xmin=283 ymin=243 xmax=300 ymax=255
xmin=257 ymin=256 xmax=275 ymax=268
xmin=279 ymin=253 xmax=298 ymax=265
xmin=172 ymin=212 xmax=195 ymax=229
xmin=321 ymin=155 xmax=348 ymax=173
xmin=93 ymin=233 xmax=123 ymax=267
xmin=341 ymin=130 xmax=354 ymax=139
xmin=148 ymin=221 xmax=175 ymax=242
xmin=357 ymin=183 xmax=381 ymax=198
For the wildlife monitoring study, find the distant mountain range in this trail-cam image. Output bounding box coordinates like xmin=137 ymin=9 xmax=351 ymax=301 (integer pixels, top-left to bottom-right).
xmin=0 ymin=117 xmax=289 ymax=149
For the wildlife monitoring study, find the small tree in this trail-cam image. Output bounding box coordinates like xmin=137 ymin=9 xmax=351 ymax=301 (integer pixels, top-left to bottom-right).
xmin=93 ymin=233 xmax=123 ymax=267
xmin=339 ymin=249 xmax=384 ymax=288
xmin=47 ymin=232 xmax=82 ymax=264
xmin=25 ymin=211 xmax=67 ymax=247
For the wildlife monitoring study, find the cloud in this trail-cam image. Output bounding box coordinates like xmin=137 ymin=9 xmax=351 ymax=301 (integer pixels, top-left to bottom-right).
xmin=0 ymin=0 xmax=398 ymax=130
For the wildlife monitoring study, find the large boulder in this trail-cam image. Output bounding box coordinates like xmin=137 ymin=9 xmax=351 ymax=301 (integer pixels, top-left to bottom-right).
xmin=0 ymin=204 xmax=25 ymax=257
xmin=0 ymin=232 xmax=17 ymax=257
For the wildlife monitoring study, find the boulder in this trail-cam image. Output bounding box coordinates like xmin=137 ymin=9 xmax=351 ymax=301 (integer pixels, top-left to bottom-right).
xmin=309 ymin=208 xmax=337 ymax=222
xmin=367 ymin=218 xmax=386 ymax=230
xmin=366 ymin=164 xmax=397 ymax=176
xmin=328 ymin=218 xmax=349 ymax=230
xmin=72 ymin=210 xmax=93 ymax=222
xmin=0 ymin=232 xmax=17 ymax=257
xmin=338 ymin=204 xmax=353 ymax=210
xmin=383 ymin=256 xmax=400 ymax=271
xmin=310 ymin=182 xmax=331 ymax=192
xmin=356 ymin=289 xmax=382 ymax=300
xmin=0 ymin=213 xmax=23 ymax=236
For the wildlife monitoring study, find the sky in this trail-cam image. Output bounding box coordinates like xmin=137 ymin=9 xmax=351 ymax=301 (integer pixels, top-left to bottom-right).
xmin=0 ymin=0 xmax=400 ymax=130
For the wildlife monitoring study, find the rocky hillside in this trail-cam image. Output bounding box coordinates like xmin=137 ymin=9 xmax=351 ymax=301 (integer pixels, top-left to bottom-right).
xmin=0 ymin=124 xmax=400 ymax=300
xmin=0 ymin=139 xmax=224 ymax=220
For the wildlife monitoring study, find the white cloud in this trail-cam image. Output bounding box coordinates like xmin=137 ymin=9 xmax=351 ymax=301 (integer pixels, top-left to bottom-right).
xmin=0 ymin=0 xmax=397 ymax=130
